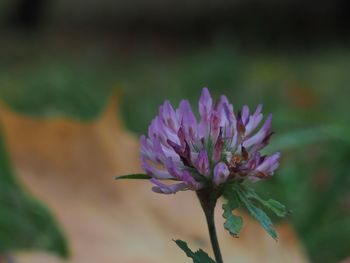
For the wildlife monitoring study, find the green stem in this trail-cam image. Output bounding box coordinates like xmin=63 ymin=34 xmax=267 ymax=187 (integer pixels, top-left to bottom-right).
xmin=197 ymin=188 xmax=224 ymax=263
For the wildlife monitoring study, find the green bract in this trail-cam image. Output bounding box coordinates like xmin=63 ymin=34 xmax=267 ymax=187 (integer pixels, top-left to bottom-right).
xmin=223 ymin=184 xmax=287 ymax=240
xmin=174 ymin=239 xmax=216 ymax=263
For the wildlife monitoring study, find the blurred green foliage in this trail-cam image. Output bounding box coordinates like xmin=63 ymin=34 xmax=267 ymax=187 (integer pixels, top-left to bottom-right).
xmin=0 ymin=130 xmax=69 ymax=257
xmin=0 ymin=44 xmax=349 ymax=262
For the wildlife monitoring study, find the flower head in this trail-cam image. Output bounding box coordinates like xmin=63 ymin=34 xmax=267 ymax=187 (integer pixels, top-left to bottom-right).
xmin=140 ymin=88 xmax=280 ymax=194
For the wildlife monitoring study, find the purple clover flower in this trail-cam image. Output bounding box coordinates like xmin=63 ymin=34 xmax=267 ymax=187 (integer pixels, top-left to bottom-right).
xmin=140 ymin=88 xmax=280 ymax=194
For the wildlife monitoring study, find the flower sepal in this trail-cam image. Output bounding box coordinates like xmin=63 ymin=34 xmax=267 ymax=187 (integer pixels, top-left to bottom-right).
xmin=114 ymin=174 xmax=152 ymax=180
xmin=174 ymin=239 xmax=216 ymax=263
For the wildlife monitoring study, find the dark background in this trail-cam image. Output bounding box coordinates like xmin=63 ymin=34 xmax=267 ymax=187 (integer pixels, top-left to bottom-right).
xmin=3 ymin=0 xmax=350 ymax=45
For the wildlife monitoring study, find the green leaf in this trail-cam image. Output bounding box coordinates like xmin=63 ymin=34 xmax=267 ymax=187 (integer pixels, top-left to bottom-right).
xmin=236 ymin=187 xmax=278 ymax=240
xmin=174 ymin=239 xmax=216 ymax=263
xmin=261 ymin=199 xmax=287 ymax=217
xmin=243 ymin=186 xmax=287 ymax=217
xmin=114 ymin=174 xmax=151 ymax=180
xmin=222 ymin=190 xmax=243 ymax=237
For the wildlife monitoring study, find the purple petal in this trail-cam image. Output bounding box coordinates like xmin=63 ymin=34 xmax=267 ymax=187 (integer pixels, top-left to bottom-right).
xmin=181 ymin=171 xmax=204 ymax=190
xmin=148 ymin=116 xmax=176 ymax=147
xmin=245 ymin=151 xmax=262 ymax=170
xmin=195 ymin=149 xmax=210 ymax=177
xmin=177 ymin=126 xmax=187 ymax=148
xmin=177 ymin=100 xmax=198 ymax=141
xmin=245 ymin=104 xmax=263 ymax=135
xmin=241 ymin=105 xmax=250 ymax=125
xmin=243 ymin=113 xmax=272 ymax=149
xmin=198 ymin=87 xmax=213 ymax=137
xmin=150 ymin=136 xmax=166 ymax=162
xmin=255 ymin=152 xmax=281 ymax=175
xmin=159 ymin=100 xmax=179 ymax=132
xmin=167 ymin=138 xmax=192 ymax=167
xmin=140 ymin=135 xmax=153 ymax=158
xmin=150 ymin=178 xmax=189 ymax=194
xmin=210 ymin=111 xmax=221 ymax=141
xmin=141 ymin=157 xmax=172 ymax=179
xmin=147 ymin=117 xmax=160 ymax=139
xmin=218 ymin=95 xmax=235 ymax=127
xmin=227 ymin=129 xmax=238 ymax=151
xmin=164 ymin=157 xmax=182 ymax=179
xmin=212 ymin=129 xmax=224 ymax=162
xmin=213 ymin=162 xmax=230 ymax=186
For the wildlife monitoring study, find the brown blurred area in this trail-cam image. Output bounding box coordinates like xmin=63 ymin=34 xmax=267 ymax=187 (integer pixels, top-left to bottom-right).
xmin=0 ymin=98 xmax=308 ymax=262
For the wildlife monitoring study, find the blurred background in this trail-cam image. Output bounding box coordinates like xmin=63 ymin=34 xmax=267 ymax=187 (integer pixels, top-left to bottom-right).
xmin=0 ymin=0 xmax=350 ymax=262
